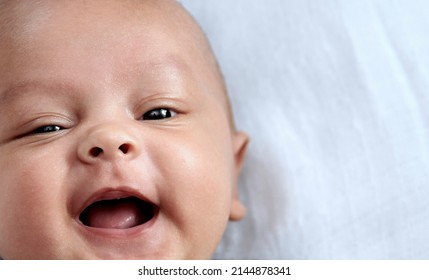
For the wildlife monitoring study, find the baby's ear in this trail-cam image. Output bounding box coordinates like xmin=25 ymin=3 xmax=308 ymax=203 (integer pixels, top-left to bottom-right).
xmin=233 ymin=131 xmax=249 ymax=176
xmin=229 ymin=131 xmax=249 ymax=221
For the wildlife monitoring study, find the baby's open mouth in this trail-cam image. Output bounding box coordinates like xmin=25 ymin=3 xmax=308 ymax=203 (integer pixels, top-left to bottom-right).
xmin=79 ymin=196 xmax=157 ymax=229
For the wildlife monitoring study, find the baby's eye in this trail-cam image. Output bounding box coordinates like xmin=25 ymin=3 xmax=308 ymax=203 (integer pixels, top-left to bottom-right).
xmin=141 ymin=108 xmax=176 ymax=120
xmin=33 ymin=125 xmax=64 ymax=134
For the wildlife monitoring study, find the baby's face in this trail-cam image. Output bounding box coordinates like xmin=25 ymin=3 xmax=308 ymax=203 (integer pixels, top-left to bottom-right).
xmin=0 ymin=0 xmax=247 ymax=259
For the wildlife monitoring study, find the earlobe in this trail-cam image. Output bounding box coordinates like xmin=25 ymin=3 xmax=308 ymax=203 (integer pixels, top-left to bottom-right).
xmin=229 ymin=131 xmax=249 ymax=221
xmin=230 ymin=199 xmax=246 ymax=221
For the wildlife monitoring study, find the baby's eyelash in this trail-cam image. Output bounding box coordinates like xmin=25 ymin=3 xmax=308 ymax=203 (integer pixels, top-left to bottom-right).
xmin=25 ymin=109 xmax=176 ymax=136
xmin=141 ymin=108 xmax=177 ymax=120
xmin=33 ymin=125 xmax=64 ymax=134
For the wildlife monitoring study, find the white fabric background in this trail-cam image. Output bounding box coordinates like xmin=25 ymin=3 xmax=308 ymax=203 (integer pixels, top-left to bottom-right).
xmin=179 ymin=0 xmax=429 ymax=259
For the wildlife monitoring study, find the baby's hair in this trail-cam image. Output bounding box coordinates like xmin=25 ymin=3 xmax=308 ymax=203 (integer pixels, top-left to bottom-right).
xmin=0 ymin=1 xmax=35 ymax=38
xmin=0 ymin=2 xmax=15 ymax=36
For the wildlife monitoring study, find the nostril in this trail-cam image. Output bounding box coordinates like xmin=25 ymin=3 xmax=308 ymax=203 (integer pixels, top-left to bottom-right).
xmin=90 ymin=147 xmax=103 ymax=157
xmin=119 ymin=143 xmax=130 ymax=154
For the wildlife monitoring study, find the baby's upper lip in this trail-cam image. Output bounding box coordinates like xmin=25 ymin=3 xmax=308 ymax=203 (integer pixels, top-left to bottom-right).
xmin=77 ymin=186 xmax=156 ymax=215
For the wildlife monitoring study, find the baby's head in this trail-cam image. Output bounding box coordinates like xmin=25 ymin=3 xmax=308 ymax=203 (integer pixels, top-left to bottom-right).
xmin=0 ymin=0 xmax=248 ymax=259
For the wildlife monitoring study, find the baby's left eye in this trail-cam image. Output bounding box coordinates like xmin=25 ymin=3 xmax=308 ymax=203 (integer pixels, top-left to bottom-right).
xmin=33 ymin=125 xmax=64 ymax=134
xmin=141 ymin=108 xmax=176 ymax=120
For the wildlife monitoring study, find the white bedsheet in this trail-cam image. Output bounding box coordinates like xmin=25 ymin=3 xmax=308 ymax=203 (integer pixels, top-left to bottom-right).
xmin=179 ymin=0 xmax=429 ymax=259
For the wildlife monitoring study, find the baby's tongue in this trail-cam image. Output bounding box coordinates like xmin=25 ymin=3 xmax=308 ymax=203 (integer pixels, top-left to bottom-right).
xmin=85 ymin=198 xmax=142 ymax=229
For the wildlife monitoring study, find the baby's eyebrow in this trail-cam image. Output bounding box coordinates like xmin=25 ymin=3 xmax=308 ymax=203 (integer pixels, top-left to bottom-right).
xmin=0 ymin=80 xmax=78 ymax=105
xmin=124 ymin=55 xmax=192 ymax=82
xmin=0 ymin=55 xmax=190 ymax=97
xmin=0 ymin=56 xmax=194 ymax=107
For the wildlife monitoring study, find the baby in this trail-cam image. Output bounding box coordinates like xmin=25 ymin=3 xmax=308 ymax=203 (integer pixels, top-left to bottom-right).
xmin=0 ymin=0 xmax=248 ymax=259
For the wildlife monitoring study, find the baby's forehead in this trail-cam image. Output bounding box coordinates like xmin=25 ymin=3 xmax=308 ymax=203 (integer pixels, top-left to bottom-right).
xmin=1 ymin=0 xmax=188 ymax=41
xmin=0 ymin=0 xmax=219 ymax=81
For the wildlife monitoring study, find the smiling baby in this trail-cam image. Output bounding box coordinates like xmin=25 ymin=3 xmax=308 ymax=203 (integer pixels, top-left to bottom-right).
xmin=0 ymin=0 xmax=248 ymax=259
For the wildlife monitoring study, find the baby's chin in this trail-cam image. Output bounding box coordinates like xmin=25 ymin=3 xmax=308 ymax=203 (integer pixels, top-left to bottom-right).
xmin=3 ymin=239 xmax=192 ymax=260
xmin=2 ymin=217 xmax=210 ymax=260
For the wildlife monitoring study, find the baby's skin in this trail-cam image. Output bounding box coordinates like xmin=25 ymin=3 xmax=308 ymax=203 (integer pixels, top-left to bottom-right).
xmin=0 ymin=0 xmax=248 ymax=259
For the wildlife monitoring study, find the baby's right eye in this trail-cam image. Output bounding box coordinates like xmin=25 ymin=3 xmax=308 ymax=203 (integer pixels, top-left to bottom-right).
xmin=141 ymin=108 xmax=177 ymax=121
xmin=33 ymin=125 xmax=64 ymax=134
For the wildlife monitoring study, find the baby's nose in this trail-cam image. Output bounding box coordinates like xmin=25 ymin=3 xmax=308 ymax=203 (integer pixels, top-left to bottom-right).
xmin=77 ymin=123 xmax=141 ymax=163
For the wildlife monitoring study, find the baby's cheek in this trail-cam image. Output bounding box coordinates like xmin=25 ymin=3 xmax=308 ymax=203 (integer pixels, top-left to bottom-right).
xmin=0 ymin=175 xmax=45 ymax=258
xmin=155 ymin=131 xmax=233 ymax=256
xmin=0 ymin=148 xmax=69 ymax=259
